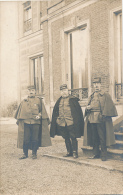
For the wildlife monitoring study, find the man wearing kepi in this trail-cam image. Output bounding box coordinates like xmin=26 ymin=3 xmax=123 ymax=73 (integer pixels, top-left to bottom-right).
xmin=15 ymin=85 xmax=51 ymax=159
xmin=50 ymin=84 xmax=84 ymax=158
xmin=83 ymin=77 xmax=118 ymax=161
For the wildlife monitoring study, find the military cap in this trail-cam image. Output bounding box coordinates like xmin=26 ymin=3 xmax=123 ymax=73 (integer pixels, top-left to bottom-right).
xmin=60 ymin=84 xmax=68 ymax=90
xmin=93 ymin=77 xmax=101 ymax=83
xmin=27 ymin=85 xmax=35 ymax=90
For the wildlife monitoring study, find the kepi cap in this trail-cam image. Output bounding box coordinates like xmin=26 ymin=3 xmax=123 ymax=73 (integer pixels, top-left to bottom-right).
xmin=93 ymin=77 xmax=101 ymax=83
xmin=60 ymin=84 xmax=68 ymax=90
xmin=27 ymin=85 xmax=35 ymax=90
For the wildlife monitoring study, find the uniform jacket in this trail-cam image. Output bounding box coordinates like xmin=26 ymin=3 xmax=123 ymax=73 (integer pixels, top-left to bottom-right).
xmin=83 ymin=91 xmax=118 ymax=147
xmin=14 ymin=97 xmax=52 ymax=149
xmin=50 ymin=96 xmax=84 ymax=138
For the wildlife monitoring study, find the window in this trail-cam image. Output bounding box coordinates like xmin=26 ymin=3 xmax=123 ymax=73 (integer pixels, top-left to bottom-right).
xmin=30 ymin=56 xmax=44 ymax=95
xmin=40 ymin=1 xmax=42 ymax=17
xmin=23 ymin=1 xmax=32 ymax=32
xmin=114 ymin=11 xmax=122 ymax=100
xmin=68 ymin=26 xmax=89 ymax=99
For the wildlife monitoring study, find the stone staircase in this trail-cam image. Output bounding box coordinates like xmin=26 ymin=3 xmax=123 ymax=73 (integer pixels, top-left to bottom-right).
xmin=115 ymin=130 xmax=123 ymax=148
xmin=82 ymin=118 xmax=123 ymax=160
xmin=113 ymin=116 xmax=123 ymax=152
xmin=113 ymin=126 xmax=123 ymax=155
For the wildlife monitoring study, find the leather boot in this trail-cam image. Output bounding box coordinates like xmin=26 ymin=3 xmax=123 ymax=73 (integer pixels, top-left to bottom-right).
xmin=19 ymin=154 xmax=28 ymax=160
xmin=73 ymin=151 xmax=78 ymax=159
xmin=32 ymin=150 xmax=37 ymax=159
xmin=32 ymin=142 xmax=38 ymax=159
xmin=72 ymin=139 xmax=78 ymax=158
xmin=22 ymin=143 xmax=28 ymax=158
xmin=64 ymin=139 xmax=73 ymax=157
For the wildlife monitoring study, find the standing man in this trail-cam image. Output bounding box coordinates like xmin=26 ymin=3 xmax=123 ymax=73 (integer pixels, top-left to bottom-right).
xmin=15 ymin=85 xmax=51 ymax=159
xmin=83 ymin=77 xmax=118 ymax=161
xmin=50 ymin=84 xmax=84 ymax=158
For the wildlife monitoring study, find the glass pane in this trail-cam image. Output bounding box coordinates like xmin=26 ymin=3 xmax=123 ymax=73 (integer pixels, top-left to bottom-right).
xmin=70 ymin=28 xmax=88 ymax=89
xmin=24 ymin=7 xmax=31 ymax=22
xmin=30 ymin=56 xmax=44 ymax=95
xmin=30 ymin=60 xmax=34 ymax=85
xmin=24 ymin=10 xmax=28 ymax=21
xmin=28 ymin=7 xmax=31 ymax=19
xmin=41 ymin=56 xmax=44 ymax=94
xmin=38 ymin=57 xmax=41 ymax=95
xmin=37 ymin=56 xmax=44 ymax=95
xmin=34 ymin=58 xmax=39 ymax=93
xmin=120 ymin=14 xmax=122 ymax=83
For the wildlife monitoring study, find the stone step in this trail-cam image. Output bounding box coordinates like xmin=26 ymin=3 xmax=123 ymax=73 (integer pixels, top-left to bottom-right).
xmin=120 ymin=126 xmax=123 ymax=131
xmin=113 ymin=115 xmax=123 ymax=132
xmin=81 ymin=146 xmax=123 ymax=160
xmin=114 ymin=132 xmax=123 ymax=140
xmin=111 ymin=140 xmax=123 ymax=149
xmin=114 ymin=132 xmax=123 ymax=135
xmin=110 ymin=143 xmax=123 ymax=150
xmin=116 ymin=140 xmax=123 ymax=145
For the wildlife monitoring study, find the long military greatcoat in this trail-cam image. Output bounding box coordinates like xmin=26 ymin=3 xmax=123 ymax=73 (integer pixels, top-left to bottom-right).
xmin=50 ymin=96 xmax=84 ymax=138
xmin=83 ymin=91 xmax=118 ymax=147
xmin=15 ymin=97 xmax=51 ymax=149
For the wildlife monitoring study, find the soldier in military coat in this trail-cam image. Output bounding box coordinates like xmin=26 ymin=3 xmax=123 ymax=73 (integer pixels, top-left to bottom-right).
xmin=50 ymin=84 xmax=84 ymax=158
xmin=15 ymin=85 xmax=51 ymax=159
xmin=83 ymin=78 xmax=118 ymax=161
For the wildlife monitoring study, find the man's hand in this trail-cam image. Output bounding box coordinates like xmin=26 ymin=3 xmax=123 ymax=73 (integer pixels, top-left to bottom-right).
xmin=36 ymin=116 xmax=40 ymax=120
xmin=24 ymin=97 xmax=28 ymax=101
xmin=16 ymin=120 xmax=19 ymax=125
xmin=35 ymin=113 xmax=42 ymax=120
xmin=86 ymin=105 xmax=92 ymax=110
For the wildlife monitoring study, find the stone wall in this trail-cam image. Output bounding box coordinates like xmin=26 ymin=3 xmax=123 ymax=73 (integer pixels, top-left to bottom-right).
xmin=42 ymin=0 xmax=122 ymax=104
xmin=18 ymin=0 xmax=122 ymax=117
xmin=18 ymin=1 xmax=43 ymax=101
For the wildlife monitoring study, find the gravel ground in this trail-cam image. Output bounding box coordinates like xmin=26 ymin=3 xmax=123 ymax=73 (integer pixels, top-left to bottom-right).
xmin=0 ymin=124 xmax=123 ymax=195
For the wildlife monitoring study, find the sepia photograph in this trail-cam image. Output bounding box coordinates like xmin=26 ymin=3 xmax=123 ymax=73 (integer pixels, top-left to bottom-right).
xmin=0 ymin=0 xmax=123 ymax=194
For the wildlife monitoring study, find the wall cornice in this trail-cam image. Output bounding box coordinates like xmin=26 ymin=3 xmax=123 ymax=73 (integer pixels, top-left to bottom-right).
xmin=18 ymin=30 xmax=43 ymax=43
xmin=41 ymin=0 xmax=98 ymax=24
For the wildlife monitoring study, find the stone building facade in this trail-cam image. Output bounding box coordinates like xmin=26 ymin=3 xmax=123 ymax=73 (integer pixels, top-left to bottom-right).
xmin=18 ymin=1 xmax=43 ymax=98
xmin=18 ymin=0 xmax=122 ymax=118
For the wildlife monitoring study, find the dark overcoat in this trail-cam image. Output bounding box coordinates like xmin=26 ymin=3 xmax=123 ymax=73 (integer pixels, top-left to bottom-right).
xmin=83 ymin=91 xmax=118 ymax=147
xmin=14 ymin=98 xmax=52 ymax=149
xmin=50 ymin=96 xmax=84 ymax=138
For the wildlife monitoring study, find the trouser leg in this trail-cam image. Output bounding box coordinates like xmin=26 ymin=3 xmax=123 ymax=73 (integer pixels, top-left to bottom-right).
xmin=97 ymin=123 xmax=107 ymax=159
xmin=23 ymin=143 xmax=28 ymax=157
xmin=64 ymin=138 xmax=73 ymax=154
xmin=68 ymin=125 xmax=78 ymax=158
xmin=63 ymin=129 xmax=73 ymax=155
xmin=91 ymin=124 xmax=100 ymax=156
xmin=57 ymin=125 xmax=73 ymax=155
xmin=23 ymin=123 xmax=31 ymax=157
xmin=32 ymin=143 xmax=38 ymax=155
xmin=31 ymin=124 xmax=40 ymax=156
xmin=71 ymin=138 xmax=78 ymax=158
xmin=71 ymin=139 xmax=78 ymax=153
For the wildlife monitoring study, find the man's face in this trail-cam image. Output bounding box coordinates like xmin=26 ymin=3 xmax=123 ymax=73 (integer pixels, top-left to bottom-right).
xmin=60 ymin=88 xmax=69 ymax=98
xmin=93 ymin=82 xmax=101 ymax=92
xmin=28 ymin=89 xmax=36 ymax=97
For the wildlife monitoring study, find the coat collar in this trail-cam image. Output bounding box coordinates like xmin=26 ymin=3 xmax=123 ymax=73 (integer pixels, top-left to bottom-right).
xmin=99 ymin=91 xmax=105 ymax=96
xmin=91 ymin=90 xmax=105 ymax=97
xmin=59 ymin=95 xmax=79 ymax=100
